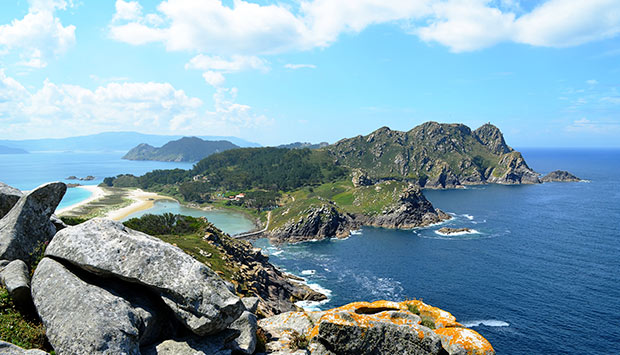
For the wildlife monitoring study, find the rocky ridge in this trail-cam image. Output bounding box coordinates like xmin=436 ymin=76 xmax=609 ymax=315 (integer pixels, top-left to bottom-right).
xmin=327 ymin=122 xmax=544 ymax=188
xmin=268 ymin=185 xmax=449 ymax=244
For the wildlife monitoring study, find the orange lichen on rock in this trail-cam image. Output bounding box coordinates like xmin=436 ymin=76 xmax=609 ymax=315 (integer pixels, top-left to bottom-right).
xmin=402 ymin=299 xmax=463 ymax=328
xmin=307 ymin=300 xmax=423 ymax=339
xmin=435 ymin=327 xmax=495 ymax=355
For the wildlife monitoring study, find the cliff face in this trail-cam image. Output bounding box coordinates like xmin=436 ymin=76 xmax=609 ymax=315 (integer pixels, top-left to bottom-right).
xmin=202 ymin=230 xmax=326 ymax=316
xmin=268 ymin=185 xmax=449 ymax=244
xmin=326 ymin=121 xmax=540 ymax=188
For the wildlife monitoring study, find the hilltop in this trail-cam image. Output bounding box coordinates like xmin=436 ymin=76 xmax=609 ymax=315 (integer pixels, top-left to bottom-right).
xmin=327 ymin=121 xmax=540 ymax=188
xmin=123 ymin=136 xmax=239 ymax=162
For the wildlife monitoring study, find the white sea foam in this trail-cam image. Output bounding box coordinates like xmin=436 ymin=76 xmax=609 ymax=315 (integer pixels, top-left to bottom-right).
xmin=462 ymin=320 xmax=510 ymax=328
xmin=350 ymin=229 xmax=363 ymax=235
xmin=295 ymin=281 xmax=333 ymax=311
xmin=295 ymin=298 xmax=330 ymax=312
xmin=301 ymin=269 xmax=316 ymax=275
xmin=462 ymin=214 xmax=474 ymax=220
xmin=434 ymin=229 xmax=480 ymax=237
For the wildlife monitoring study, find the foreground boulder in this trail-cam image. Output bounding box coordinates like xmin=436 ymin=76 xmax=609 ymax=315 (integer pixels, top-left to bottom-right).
xmin=0 ymin=182 xmax=66 ymax=264
xmin=32 ymin=257 xmax=171 ymax=354
xmin=0 ymin=259 xmax=31 ymax=309
xmin=45 ymin=218 xmax=244 ymax=335
xmin=0 ymin=340 xmax=48 ymax=354
xmin=0 ymin=182 xmax=22 ymax=218
xmin=259 ymin=300 xmax=494 ymax=355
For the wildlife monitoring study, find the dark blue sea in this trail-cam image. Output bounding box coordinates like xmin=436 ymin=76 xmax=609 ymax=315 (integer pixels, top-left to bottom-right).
xmin=254 ymin=149 xmax=620 ymax=354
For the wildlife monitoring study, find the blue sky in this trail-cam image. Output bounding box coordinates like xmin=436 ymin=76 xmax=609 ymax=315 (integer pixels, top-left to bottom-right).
xmin=0 ymin=0 xmax=619 ymax=147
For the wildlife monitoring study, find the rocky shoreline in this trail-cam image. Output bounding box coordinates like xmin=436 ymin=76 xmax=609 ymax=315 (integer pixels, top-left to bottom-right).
xmin=0 ymin=181 xmax=495 ymax=354
xmin=267 ymin=185 xmax=450 ymax=244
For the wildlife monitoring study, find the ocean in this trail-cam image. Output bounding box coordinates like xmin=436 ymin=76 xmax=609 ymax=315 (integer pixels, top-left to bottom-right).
xmin=0 ymin=151 xmax=193 ymax=210
xmin=254 ymin=148 xmax=620 ymax=354
xmin=2 ymin=149 xmax=619 ymax=353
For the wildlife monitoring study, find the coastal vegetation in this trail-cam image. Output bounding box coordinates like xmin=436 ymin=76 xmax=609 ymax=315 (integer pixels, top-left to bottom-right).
xmin=0 ymin=287 xmax=49 ymax=351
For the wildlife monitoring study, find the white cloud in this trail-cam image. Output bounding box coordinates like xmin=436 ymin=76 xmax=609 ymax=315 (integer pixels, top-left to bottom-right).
xmin=186 ymin=54 xmax=269 ymax=87
xmin=0 ymin=0 xmax=75 ymax=68
xmin=202 ymin=71 xmax=225 ymax=86
xmin=284 ymin=63 xmax=317 ymax=69
xmin=565 ymin=117 xmax=620 ymax=133
xmin=113 ymin=0 xmax=143 ymax=22
xmin=586 ymin=79 xmax=599 ymax=85
xmin=186 ymin=55 xmax=269 ymax=72
xmin=417 ymin=0 xmax=516 ymax=52
xmin=108 ymin=0 xmax=620 ymax=54
xmin=514 ymin=0 xmax=620 ymax=47
xmin=0 ymin=70 xmax=271 ymax=139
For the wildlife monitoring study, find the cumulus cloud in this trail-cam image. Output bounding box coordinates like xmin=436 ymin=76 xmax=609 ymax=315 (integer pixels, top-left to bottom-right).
xmin=0 ymin=0 xmax=76 ymax=68
xmin=186 ymin=55 xmax=269 ymax=72
xmin=284 ymin=63 xmax=317 ymax=69
xmin=108 ymin=0 xmax=620 ymax=54
xmin=202 ymin=71 xmax=225 ymax=86
xmin=113 ymin=0 xmax=143 ymax=22
xmin=186 ymin=54 xmax=269 ymax=87
xmin=0 ymin=70 xmax=271 ymax=139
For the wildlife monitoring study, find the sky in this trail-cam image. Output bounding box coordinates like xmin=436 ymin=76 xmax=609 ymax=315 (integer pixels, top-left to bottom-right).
xmin=0 ymin=0 xmax=619 ymax=147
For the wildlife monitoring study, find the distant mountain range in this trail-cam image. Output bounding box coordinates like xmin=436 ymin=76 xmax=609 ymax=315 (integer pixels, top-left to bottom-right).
xmin=0 ymin=132 xmax=260 ymax=153
xmin=0 ymin=145 xmax=28 ymax=154
xmin=123 ymin=137 xmax=239 ymax=162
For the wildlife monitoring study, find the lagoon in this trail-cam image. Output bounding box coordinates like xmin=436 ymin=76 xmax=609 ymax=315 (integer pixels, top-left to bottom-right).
xmin=122 ymin=199 xmax=257 ymax=236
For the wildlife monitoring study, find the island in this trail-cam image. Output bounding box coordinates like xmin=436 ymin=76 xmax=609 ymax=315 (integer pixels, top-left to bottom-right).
xmin=123 ymin=136 xmax=239 ymax=162
xmin=541 ymin=170 xmax=581 ymax=182
xmin=0 ymin=145 xmax=28 ymax=154
xmin=102 ymin=121 xmax=579 ymax=244
xmin=437 ymin=227 xmax=475 ymax=235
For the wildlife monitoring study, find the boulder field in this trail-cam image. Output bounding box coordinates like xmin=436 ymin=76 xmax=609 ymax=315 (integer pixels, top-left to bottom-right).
xmin=0 ymin=181 xmax=494 ymax=354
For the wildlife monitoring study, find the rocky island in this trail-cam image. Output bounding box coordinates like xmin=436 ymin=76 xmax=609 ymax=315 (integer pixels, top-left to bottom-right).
xmin=0 ymin=181 xmax=495 ymax=354
xmin=123 ymin=136 xmax=239 ymax=162
xmin=541 ymin=170 xmax=581 ymax=182
xmin=103 ymin=122 xmax=579 ymax=244
xmin=437 ymin=227 xmax=476 ymax=236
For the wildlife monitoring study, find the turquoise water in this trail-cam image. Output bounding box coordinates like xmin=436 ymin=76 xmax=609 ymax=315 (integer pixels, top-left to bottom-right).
xmin=122 ymin=200 xmax=257 ymax=235
xmin=58 ymin=187 xmax=94 ymax=210
xmin=0 ymin=151 xmax=256 ymax=234
xmin=254 ymin=149 xmax=620 ymax=354
xmin=0 ymin=151 xmax=193 ymax=190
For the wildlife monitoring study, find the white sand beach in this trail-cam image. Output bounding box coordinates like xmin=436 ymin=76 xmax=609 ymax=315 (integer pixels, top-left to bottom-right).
xmin=105 ymin=189 xmax=174 ymax=221
xmin=55 ymin=185 xmax=107 ymax=215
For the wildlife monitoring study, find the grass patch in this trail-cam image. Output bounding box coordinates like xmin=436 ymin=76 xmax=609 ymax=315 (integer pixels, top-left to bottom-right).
xmin=289 ymin=331 xmax=309 ymax=350
xmin=406 ymin=303 xmax=420 ymax=315
xmin=0 ymin=287 xmax=50 ymax=351
xmin=421 ymin=316 xmax=435 ymax=329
